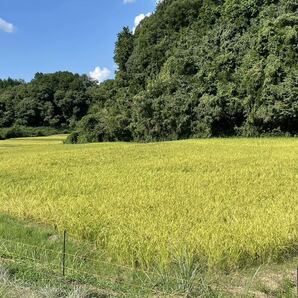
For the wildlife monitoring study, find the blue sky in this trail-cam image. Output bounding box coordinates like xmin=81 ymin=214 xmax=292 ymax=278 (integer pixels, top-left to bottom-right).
xmin=0 ymin=0 xmax=158 ymax=82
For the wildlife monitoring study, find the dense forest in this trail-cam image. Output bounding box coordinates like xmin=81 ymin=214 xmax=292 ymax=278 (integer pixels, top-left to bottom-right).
xmin=0 ymin=73 xmax=94 ymax=128
xmin=1 ymin=0 xmax=297 ymax=142
xmin=0 ymin=72 xmax=97 ymax=138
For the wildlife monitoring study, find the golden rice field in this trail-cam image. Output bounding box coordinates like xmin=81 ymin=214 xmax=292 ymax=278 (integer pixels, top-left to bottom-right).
xmin=0 ymin=135 xmax=297 ymax=270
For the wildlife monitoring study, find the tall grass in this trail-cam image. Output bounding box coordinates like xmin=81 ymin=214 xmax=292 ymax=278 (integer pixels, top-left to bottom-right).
xmin=0 ymin=136 xmax=297 ymax=271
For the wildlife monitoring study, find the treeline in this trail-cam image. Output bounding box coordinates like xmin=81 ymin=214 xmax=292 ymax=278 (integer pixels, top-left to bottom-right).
xmin=0 ymin=126 xmax=69 ymax=140
xmin=0 ymin=72 xmax=95 ymax=129
xmin=1 ymin=0 xmax=297 ymax=143
xmin=69 ymin=0 xmax=297 ymax=143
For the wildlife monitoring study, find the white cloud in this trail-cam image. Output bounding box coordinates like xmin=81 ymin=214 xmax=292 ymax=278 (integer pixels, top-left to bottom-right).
xmin=89 ymin=66 xmax=111 ymax=84
xmin=123 ymin=0 xmax=163 ymax=5
xmin=0 ymin=17 xmax=15 ymax=33
xmin=133 ymin=12 xmax=151 ymax=33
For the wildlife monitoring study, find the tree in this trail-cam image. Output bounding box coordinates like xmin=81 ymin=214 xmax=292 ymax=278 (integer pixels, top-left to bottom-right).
xmin=114 ymin=27 xmax=134 ymax=73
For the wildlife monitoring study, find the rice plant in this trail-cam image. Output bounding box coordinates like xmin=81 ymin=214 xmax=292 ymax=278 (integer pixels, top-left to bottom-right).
xmin=0 ymin=136 xmax=297 ymax=272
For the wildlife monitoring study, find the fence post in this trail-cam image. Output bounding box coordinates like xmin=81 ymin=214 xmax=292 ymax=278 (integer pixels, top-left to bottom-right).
xmin=296 ymin=267 xmax=298 ymax=297
xmin=62 ymin=229 xmax=67 ymax=277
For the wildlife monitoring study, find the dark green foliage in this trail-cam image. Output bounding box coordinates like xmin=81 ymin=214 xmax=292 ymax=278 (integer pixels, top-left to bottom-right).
xmin=0 ymin=126 xmax=69 ymax=140
xmin=114 ymin=27 xmax=134 ymax=73
xmin=74 ymin=0 xmax=297 ymax=143
xmin=0 ymin=72 xmax=95 ymax=129
xmin=1 ymin=0 xmax=297 ymax=142
xmin=65 ymin=131 xmax=80 ymax=144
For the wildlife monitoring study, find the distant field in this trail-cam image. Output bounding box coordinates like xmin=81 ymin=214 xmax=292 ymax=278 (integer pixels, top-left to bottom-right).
xmin=0 ymin=136 xmax=297 ymax=271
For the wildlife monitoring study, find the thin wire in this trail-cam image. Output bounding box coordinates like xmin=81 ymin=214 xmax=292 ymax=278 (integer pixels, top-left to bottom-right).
xmin=0 ymin=237 xmax=191 ymax=284
xmin=65 ymin=265 xmax=178 ymax=295
xmin=0 ymin=238 xmax=63 ymax=255
xmin=0 ymin=250 xmax=61 ymax=266
xmin=0 ymin=255 xmax=177 ymax=296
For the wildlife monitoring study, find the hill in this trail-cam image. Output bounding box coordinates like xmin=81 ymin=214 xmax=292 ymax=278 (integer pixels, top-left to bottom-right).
xmin=71 ymin=0 xmax=298 ymax=143
xmin=0 ymin=0 xmax=297 ymax=142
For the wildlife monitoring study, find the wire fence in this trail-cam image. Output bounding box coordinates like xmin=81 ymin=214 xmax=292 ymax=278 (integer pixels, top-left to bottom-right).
xmin=0 ymin=237 xmax=189 ymax=282
xmin=1 ymin=225 xmax=298 ymax=297
xmin=0 ymin=256 xmax=158 ymax=296
xmin=0 ymin=231 xmax=203 ymax=296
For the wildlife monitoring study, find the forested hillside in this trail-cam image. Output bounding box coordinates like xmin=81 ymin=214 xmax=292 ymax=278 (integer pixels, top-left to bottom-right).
xmin=70 ymin=0 xmax=298 ymax=142
xmin=1 ymin=0 xmax=297 ymax=142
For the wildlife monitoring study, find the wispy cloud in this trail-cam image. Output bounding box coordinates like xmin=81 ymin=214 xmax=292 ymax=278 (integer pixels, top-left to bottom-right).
xmin=133 ymin=12 xmax=151 ymax=33
xmin=130 ymin=0 xmax=164 ymax=32
xmin=124 ymin=0 xmax=162 ymax=5
xmin=89 ymin=66 xmax=112 ymax=84
xmin=0 ymin=18 xmax=15 ymax=33
xmin=123 ymin=0 xmax=136 ymax=3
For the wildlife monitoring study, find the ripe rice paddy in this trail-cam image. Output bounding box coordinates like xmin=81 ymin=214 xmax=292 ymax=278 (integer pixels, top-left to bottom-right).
xmin=0 ymin=135 xmax=297 ymax=271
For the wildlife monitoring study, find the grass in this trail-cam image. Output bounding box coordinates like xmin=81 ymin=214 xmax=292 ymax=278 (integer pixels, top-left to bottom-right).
xmin=0 ymin=210 xmax=297 ymax=297
xmin=0 ymin=135 xmax=297 ymax=274
xmin=0 ymin=213 xmax=219 ymax=297
xmin=0 ymin=214 xmax=297 ymax=297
